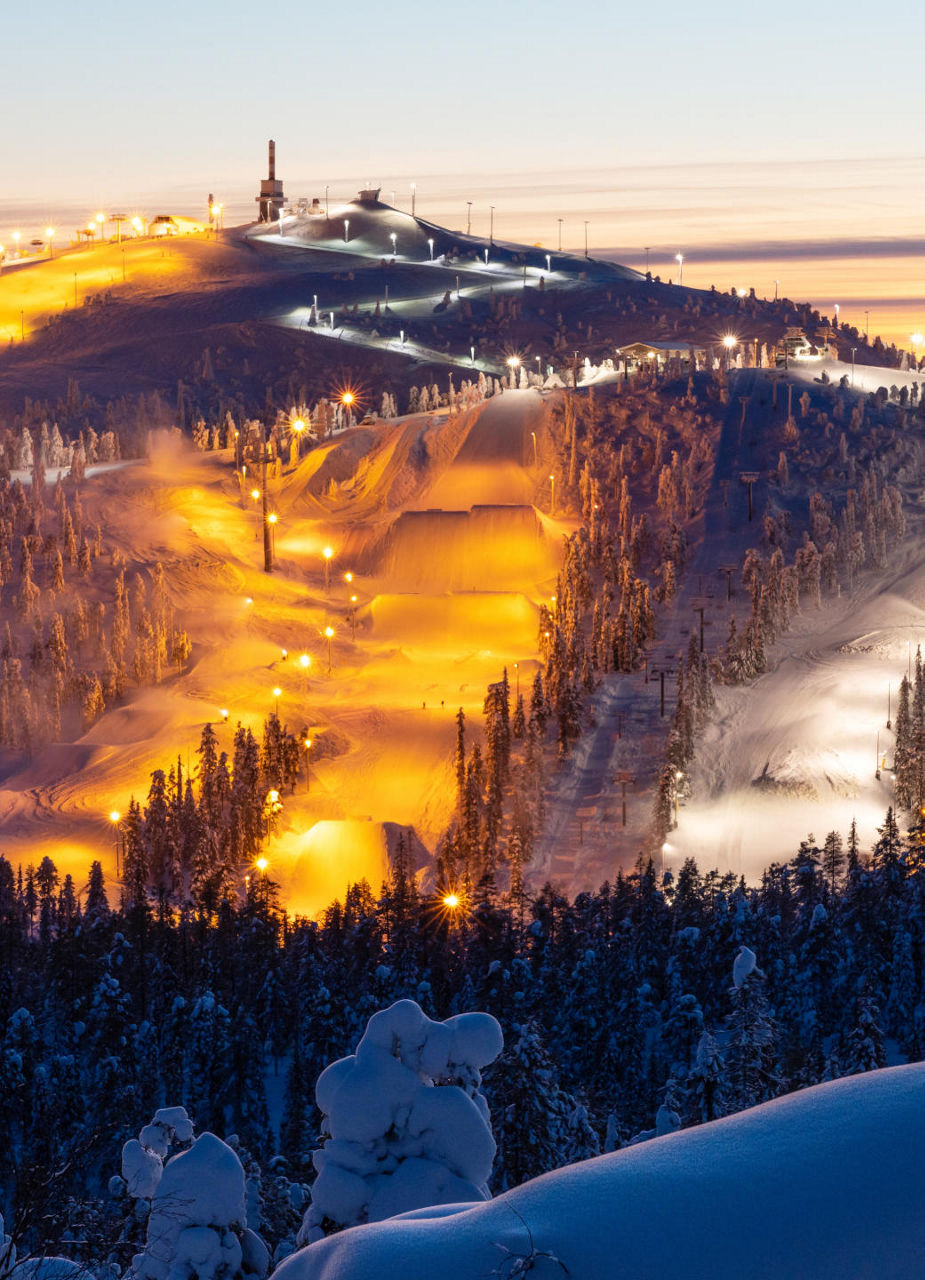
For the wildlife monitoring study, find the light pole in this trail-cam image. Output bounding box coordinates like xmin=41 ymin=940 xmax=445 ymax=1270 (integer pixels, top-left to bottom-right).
xmin=272 ymin=686 xmax=281 ymax=717
xmin=545 ymin=253 xmax=551 ymax=273
xmin=489 ymin=205 xmax=495 ymax=243
xmin=584 ymin=221 xmax=589 ymax=258
xmin=557 ymin=218 xmax=563 ymax=251
xmin=644 ymin=246 xmax=650 ymax=273
xmin=291 ymin=416 xmax=305 ymax=460
xmin=675 ymin=252 xmax=683 ymax=285
xmin=344 ymin=218 xmax=350 ymax=243
xmin=323 ymin=545 xmax=333 ymax=593
xmin=349 ymin=593 xmax=358 ymax=640
xmin=45 ymin=227 xmax=55 ymax=259
xmin=411 ymin=182 xmax=416 ymax=217
xmin=549 ymin=473 xmax=556 ymax=515
xmin=865 ymin=310 xmax=870 ymax=340
xmin=303 ymin=737 xmax=312 ymax=791
xmin=325 ymin=184 xmax=329 ymax=217
xmin=466 ymin=201 xmax=472 ymax=235
xmin=850 ymin=347 xmax=857 ymax=386
xmin=723 ymin=334 xmax=737 ymax=369
xmin=428 ymin=237 xmax=434 ymax=260
xmin=390 ymin=232 xmax=397 ymax=256
xmin=96 ymin=212 xmax=105 ymax=242
xmin=324 ymin=625 xmax=334 ymax=675
xmin=774 ymin=279 xmax=779 ymax=301
xmin=531 ymin=430 xmax=537 ymax=466
xmin=507 ymin=355 xmax=520 ymax=388
xmin=109 ymin=810 xmax=122 ymax=877
xmin=267 ymin=512 xmax=278 ymax=564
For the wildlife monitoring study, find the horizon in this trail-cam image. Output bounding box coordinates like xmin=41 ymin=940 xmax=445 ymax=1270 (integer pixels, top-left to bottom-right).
xmin=3 ymin=154 xmax=922 ymax=348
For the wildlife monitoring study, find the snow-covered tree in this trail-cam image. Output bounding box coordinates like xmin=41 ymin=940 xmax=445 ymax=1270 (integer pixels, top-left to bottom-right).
xmin=299 ymin=999 xmax=502 ymax=1242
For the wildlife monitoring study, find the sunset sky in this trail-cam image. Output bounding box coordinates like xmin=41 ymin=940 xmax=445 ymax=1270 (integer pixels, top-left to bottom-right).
xmin=3 ymin=0 xmax=922 ymax=343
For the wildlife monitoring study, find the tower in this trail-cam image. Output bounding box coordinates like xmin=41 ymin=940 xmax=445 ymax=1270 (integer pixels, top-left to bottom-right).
xmin=256 ymin=140 xmax=285 ymax=222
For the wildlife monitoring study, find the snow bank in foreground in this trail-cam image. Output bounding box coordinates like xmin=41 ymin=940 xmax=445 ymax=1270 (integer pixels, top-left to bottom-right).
xmin=275 ymin=1063 xmax=925 ymax=1280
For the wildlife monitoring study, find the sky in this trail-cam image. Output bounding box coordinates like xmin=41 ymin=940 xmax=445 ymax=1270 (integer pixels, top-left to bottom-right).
xmin=2 ymin=0 xmax=923 ymax=342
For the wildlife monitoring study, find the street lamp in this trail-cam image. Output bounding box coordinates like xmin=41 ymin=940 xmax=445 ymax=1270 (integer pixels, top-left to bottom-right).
xmin=291 ymin=416 xmax=305 ymax=461
xmin=428 ymin=237 xmax=434 ymax=260
xmin=323 ymin=545 xmax=334 ymax=592
xmin=507 ymin=355 xmax=520 ymax=387
xmin=272 ymin=686 xmax=281 ymax=716
xmin=489 ymin=205 xmax=495 ymax=243
xmin=109 ymin=810 xmax=121 ymax=876
xmin=267 ymin=511 xmax=278 ymax=563
xmin=303 ymin=737 xmax=312 ymax=791
xmin=96 ymin=212 xmax=105 ymax=241
xmin=131 ymin=216 xmax=143 ymax=236
xmin=45 ymin=227 xmax=55 ymax=259
xmin=722 ymin=334 xmax=737 ymax=369
xmin=675 ymin=252 xmax=684 ymax=285
xmin=349 ymin=592 xmax=358 ymax=639
xmin=344 ymin=218 xmax=350 ymax=243
xmin=545 ymin=253 xmax=551 ymax=273
xmin=390 ymin=232 xmax=397 ymax=255
xmin=324 ymin=625 xmax=335 ymax=675
xmin=299 ymin=653 xmax=311 ymax=670
xmin=584 ymin=221 xmax=589 ymax=258
xmin=549 ymin=473 xmax=556 ymax=515
xmin=12 ymin=231 xmax=20 ymax=257
xmin=557 ymin=218 xmax=563 ymax=251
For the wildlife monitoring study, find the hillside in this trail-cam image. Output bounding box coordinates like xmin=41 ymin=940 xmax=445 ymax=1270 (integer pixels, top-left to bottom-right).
xmin=274 ymin=1063 xmax=925 ymax=1280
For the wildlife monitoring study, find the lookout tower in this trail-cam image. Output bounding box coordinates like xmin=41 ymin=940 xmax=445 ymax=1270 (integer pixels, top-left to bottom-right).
xmin=256 ymin=140 xmax=285 ymax=222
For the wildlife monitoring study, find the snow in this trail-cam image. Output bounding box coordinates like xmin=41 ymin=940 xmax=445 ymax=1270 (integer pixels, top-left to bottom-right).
xmin=300 ymin=1000 xmax=502 ymax=1242
xmin=732 ymin=945 xmax=758 ymax=989
xmin=273 ymin=1063 xmax=925 ymax=1280
xmin=133 ymin=1133 xmax=250 ymax=1280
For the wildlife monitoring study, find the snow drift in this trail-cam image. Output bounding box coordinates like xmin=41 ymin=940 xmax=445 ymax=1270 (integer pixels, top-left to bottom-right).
xmin=273 ymin=1062 xmax=925 ymax=1280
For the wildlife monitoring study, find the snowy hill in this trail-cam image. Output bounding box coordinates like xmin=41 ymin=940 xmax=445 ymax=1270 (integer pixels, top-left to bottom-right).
xmin=273 ymin=1063 xmax=925 ymax=1280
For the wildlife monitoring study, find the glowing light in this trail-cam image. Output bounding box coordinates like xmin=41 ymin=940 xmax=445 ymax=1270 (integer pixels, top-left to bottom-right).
xmin=45 ymin=227 xmax=55 ymax=240
xmin=299 ymin=653 xmax=311 ymax=668
xmin=507 ymin=355 xmax=520 ymax=368
xmin=324 ymin=626 xmax=335 ymax=639
xmin=255 ymin=856 xmax=269 ymax=872
xmin=109 ymin=810 xmax=121 ymax=824
xmin=722 ymin=334 xmax=738 ymax=349
xmin=443 ymin=893 xmax=460 ymax=909
xmin=220 ymin=708 xmax=229 ymax=720
xmin=344 ymin=571 xmax=353 ymax=583
xmin=272 ymin=686 xmax=282 ymax=698
xmin=268 ymin=512 xmax=278 ymax=525
xmin=245 ymin=597 xmax=253 ymax=605
xmin=323 ymin=546 xmax=334 ymax=560
xmin=292 ymin=417 xmax=306 ymax=433
xmin=131 ymin=216 xmax=143 ymax=232
xmin=736 ymin=287 xmax=747 ymax=298
xmin=251 ymin=488 xmax=260 ymax=500
xmin=911 ymin=333 xmax=923 ymax=346
xmin=341 ymin=391 xmax=355 ymax=407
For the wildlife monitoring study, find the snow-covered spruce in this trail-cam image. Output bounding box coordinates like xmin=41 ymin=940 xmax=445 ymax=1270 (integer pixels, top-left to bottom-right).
xmin=298 ymin=999 xmax=502 ymax=1242
xmin=120 ymin=1109 xmax=268 ymax=1280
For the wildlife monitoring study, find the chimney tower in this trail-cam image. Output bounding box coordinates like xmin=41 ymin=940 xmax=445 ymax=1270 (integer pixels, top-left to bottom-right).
xmin=256 ymin=139 xmax=284 ymax=223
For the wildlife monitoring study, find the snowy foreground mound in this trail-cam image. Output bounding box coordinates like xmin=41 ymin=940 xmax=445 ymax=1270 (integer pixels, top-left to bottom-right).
xmin=275 ymin=1063 xmax=925 ymax=1280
